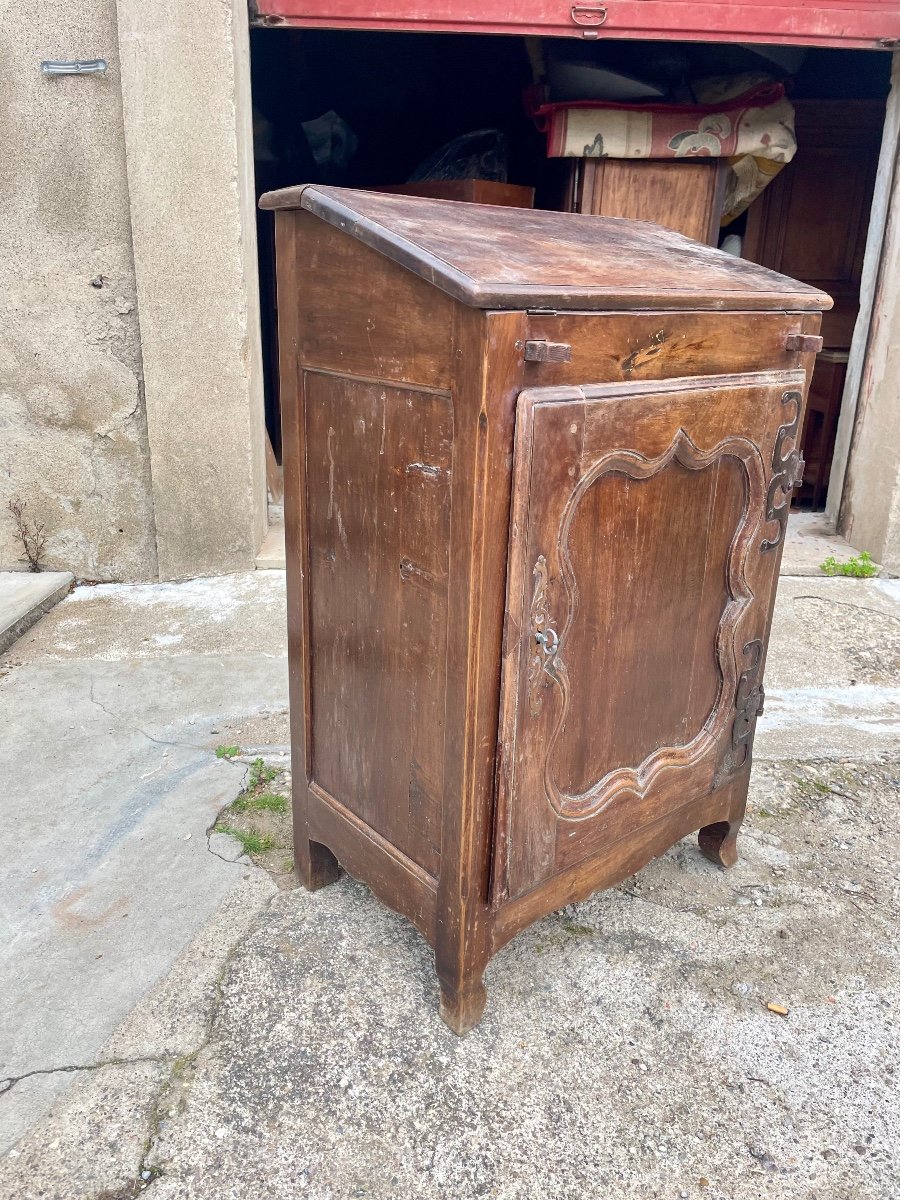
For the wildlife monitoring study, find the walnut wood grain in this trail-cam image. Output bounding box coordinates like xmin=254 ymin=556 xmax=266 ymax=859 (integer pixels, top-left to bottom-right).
xmin=262 ymin=184 xmax=831 ymax=314
xmin=493 ymin=370 xmax=803 ymax=902
xmin=570 ymin=157 xmax=726 ymax=245
xmin=272 ymin=190 xmax=827 ymax=1033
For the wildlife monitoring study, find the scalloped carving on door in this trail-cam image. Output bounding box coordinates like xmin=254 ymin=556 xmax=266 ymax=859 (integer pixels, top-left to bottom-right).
xmin=533 ymin=428 xmax=766 ymax=821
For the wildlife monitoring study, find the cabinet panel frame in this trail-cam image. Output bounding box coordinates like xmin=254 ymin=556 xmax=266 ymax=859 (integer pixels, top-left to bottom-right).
xmin=492 ymin=369 xmax=807 ymax=905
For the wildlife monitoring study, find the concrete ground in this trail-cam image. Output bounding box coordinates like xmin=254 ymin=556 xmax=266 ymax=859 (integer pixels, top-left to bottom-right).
xmin=1 ymin=551 xmax=898 ymax=1198
xmin=0 ymin=571 xmax=73 ymax=655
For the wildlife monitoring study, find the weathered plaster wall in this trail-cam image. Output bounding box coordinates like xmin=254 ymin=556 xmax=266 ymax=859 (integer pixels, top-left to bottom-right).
xmin=116 ymin=0 xmax=267 ymax=581
xmin=840 ymin=55 xmax=900 ymax=576
xmin=0 ymin=1 xmax=158 ymax=580
xmin=835 ymin=55 xmax=900 ymax=576
xmin=839 ymin=239 xmax=900 ymax=574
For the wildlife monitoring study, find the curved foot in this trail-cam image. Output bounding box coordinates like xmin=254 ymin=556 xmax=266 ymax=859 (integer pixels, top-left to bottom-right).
xmin=296 ymin=838 xmax=340 ymax=891
xmin=438 ymin=977 xmax=487 ymax=1036
xmin=698 ymin=819 xmax=741 ymax=869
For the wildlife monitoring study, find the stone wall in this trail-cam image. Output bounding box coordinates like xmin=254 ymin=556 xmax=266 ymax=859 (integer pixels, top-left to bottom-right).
xmin=0 ymin=1 xmax=158 ymax=580
xmin=116 ymin=0 xmax=266 ymax=581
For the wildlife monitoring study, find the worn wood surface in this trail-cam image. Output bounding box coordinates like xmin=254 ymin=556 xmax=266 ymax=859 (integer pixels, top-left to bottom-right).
xmin=273 ymin=191 xmax=827 ymax=1033
xmin=304 ymin=370 xmax=452 ymax=878
xmin=291 ymin=212 xmax=454 ymax=388
xmin=523 ymin=309 xmax=824 ymax=387
xmin=276 ymin=211 xmax=341 ymax=893
xmin=493 ymin=370 xmax=803 ymax=903
xmin=261 ymin=185 xmax=831 ymax=313
xmin=434 ymin=307 xmax=526 ymax=1034
xmin=570 ymin=157 xmax=726 ymax=245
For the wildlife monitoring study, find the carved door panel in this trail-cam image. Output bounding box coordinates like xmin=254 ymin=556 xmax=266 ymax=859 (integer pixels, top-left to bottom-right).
xmin=493 ymin=370 xmax=806 ymax=903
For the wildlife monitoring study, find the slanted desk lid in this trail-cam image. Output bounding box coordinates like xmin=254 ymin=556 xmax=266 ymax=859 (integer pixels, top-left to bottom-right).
xmin=260 ymin=184 xmax=832 ymax=315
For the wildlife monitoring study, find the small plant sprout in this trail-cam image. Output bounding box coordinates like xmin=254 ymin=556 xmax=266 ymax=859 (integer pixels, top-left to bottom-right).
xmin=8 ymin=498 xmax=47 ymax=572
xmin=215 ymin=745 xmax=241 ymax=759
xmin=248 ymin=757 xmax=278 ymax=789
xmin=819 ymin=551 xmax=878 ymax=579
xmin=215 ymin=825 xmax=274 ymax=856
xmin=231 ymin=792 xmax=287 ymax=815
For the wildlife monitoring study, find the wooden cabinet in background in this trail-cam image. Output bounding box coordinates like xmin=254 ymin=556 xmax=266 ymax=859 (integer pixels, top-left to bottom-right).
xmin=797 ymin=350 xmax=849 ymax=510
xmin=744 ymin=99 xmax=883 ymax=509
xmin=744 ymin=99 xmax=883 ymax=351
xmin=373 ymin=179 xmax=535 ymax=207
xmin=261 ymin=184 xmax=829 ymax=1033
xmin=567 ymin=157 xmax=726 ymax=244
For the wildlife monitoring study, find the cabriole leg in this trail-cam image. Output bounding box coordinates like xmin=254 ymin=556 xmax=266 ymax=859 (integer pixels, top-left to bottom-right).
xmin=698 ymin=817 xmax=742 ymax=868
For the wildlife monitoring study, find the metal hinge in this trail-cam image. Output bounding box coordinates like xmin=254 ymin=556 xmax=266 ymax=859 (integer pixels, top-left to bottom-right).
xmin=788 ymin=453 xmax=805 ymax=491
xmin=523 ymin=340 xmax=572 ymax=364
xmin=757 ymin=686 xmax=766 ymax=717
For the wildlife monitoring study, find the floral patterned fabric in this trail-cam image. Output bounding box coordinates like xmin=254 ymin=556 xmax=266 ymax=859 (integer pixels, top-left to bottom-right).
xmin=531 ymin=76 xmax=797 ymax=224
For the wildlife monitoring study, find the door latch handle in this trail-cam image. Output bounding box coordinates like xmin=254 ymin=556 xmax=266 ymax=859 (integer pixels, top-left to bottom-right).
xmin=571 ymin=5 xmax=608 ymax=26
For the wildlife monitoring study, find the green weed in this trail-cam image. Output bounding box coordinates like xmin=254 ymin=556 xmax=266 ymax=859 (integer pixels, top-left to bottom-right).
xmin=215 ymin=745 xmax=240 ymax=759
xmin=820 ymin=551 xmax=877 ymax=578
xmin=216 ymin=824 xmax=274 ymax=855
xmin=231 ymin=791 xmax=287 ymax=815
xmin=248 ymin=757 xmax=278 ymax=789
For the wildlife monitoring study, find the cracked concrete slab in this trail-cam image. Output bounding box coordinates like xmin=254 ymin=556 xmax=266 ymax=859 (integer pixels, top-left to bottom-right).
xmin=757 ymin=576 xmax=900 ymax=760
xmin=0 ymin=574 xmax=287 ymax=1152
xmin=0 ymin=571 xmax=74 ymax=655
xmin=0 ymin=874 xmax=277 ymax=1198
xmin=2 ymin=1060 xmax=170 ymax=1197
xmin=778 ymin=511 xmax=873 ymax=577
xmin=30 ymin=755 xmax=891 ymax=1200
xmin=2 ymin=569 xmax=899 ymax=1198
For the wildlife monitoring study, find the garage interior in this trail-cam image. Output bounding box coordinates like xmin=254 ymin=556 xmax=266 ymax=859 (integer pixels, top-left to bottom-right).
xmin=248 ymin=26 xmax=892 ymax=521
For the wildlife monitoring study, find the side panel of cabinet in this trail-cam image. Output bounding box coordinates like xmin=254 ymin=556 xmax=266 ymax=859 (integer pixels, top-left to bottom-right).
xmin=494 ymin=369 xmax=807 ymax=904
xmin=304 ymin=371 xmax=453 ymax=879
xmin=281 ymin=211 xmax=459 ymax=924
xmin=570 ymin=158 xmax=725 ymax=245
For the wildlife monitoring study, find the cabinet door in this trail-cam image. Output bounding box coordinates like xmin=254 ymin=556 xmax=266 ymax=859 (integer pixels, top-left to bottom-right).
xmin=493 ymin=369 xmax=806 ymax=903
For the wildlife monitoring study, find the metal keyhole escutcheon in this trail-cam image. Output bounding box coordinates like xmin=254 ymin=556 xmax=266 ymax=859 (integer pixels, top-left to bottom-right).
xmin=535 ymin=627 xmax=559 ymax=655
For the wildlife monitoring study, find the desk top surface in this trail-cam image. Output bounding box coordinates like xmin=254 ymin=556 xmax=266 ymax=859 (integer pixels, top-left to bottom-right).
xmin=260 ymin=184 xmax=832 ymax=315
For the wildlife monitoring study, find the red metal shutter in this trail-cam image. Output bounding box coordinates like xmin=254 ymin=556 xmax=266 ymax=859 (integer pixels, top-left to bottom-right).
xmin=254 ymin=1 xmax=900 ymax=50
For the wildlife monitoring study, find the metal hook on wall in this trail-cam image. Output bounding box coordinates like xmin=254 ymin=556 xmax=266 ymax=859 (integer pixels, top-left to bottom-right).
xmin=41 ymin=60 xmax=108 ymax=77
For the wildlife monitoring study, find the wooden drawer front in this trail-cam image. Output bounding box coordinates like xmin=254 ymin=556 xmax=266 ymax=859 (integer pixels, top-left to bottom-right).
xmin=494 ymin=369 xmax=806 ymax=903
xmin=522 ymin=311 xmax=820 ymax=390
xmin=304 ymin=369 xmax=452 ymax=878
